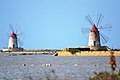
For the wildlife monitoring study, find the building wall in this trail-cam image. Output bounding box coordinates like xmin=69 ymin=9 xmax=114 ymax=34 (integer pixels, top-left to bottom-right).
xmin=8 ymin=37 xmax=18 ymax=48
xmin=88 ymin=31 xmax=101 ymax=46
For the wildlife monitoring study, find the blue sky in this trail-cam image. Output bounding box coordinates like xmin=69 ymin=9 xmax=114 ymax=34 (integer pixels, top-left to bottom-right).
xmin=0 ymin=0 xmax=120 ymax=49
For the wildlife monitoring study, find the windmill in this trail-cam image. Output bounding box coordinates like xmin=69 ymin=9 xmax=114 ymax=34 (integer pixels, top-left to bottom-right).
xmin=81 ymin=13 xmax=112 ymax=48
xmin=8 ymin=24 xmax=24 ymax=49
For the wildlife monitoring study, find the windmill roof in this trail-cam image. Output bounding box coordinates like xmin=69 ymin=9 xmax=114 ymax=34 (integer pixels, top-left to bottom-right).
xmin=91 ymin=25 xmax=98 ymax=31
xmin=10 ymin=32 xmax=16 ymax=38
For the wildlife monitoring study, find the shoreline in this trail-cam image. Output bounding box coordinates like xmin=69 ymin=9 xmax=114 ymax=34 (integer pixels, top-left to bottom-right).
xmin=0 ymin=51 xmax=54 ymax=56
xmin=1 ymin=50 xmax=120 ymax=56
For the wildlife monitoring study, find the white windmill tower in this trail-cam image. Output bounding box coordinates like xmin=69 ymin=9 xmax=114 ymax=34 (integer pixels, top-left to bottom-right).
xmin=81 ymin=13 xmax=111 ymax=50
xmin=8 ymin=24 xmax=24 ymax=50
xmin=88 ymin=24 xmax=101 ymax=46
xmin=8 ymin=31 xmax=18 ymax=48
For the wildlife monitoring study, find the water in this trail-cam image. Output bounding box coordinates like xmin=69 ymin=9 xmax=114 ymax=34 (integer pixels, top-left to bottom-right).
xmin=0 ymin=53 xmax=120 ymax=80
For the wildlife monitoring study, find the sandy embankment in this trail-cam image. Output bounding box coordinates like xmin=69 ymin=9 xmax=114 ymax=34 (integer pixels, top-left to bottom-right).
xmin=56 ymin=51 xmax=120 ymax=56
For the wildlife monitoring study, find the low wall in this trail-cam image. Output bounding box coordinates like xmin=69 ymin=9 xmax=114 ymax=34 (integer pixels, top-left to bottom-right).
xmin=56 ymin=51 xmax=120 ymax=56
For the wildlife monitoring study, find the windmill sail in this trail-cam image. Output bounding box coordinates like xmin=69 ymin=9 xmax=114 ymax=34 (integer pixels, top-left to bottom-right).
xmin=8 ymin=24 xmax=24 ymax=49
xmin=81 ymin=13 xmax=111 ymax=47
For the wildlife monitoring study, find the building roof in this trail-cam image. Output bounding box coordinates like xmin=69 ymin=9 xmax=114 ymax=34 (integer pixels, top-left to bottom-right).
xmin=10 ymin=32 xmax=17 ymax=38
xmin=91 ymin=25 xmax=98 ymax=31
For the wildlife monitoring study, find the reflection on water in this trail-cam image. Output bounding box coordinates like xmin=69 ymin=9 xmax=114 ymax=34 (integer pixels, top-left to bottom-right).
xmin=0 ymin=53 xmax=120 ymax=80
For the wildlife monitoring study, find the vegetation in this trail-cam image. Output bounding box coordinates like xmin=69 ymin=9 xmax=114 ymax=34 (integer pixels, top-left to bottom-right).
xmin=89 ymin=72 xmax=120 ymax=80
xmin=90 ymin=51 xmax=120 ymax=80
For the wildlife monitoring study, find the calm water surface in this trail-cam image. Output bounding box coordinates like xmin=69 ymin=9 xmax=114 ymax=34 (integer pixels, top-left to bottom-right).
xmin=0 ymin=53 xmax=120 ymax=80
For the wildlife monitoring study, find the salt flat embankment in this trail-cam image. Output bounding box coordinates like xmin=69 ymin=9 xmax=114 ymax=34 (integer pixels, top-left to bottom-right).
xmin=56 ymin=51 xmax=120 ymax=56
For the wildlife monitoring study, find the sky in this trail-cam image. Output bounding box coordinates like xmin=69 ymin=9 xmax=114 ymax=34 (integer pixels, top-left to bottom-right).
xmin=0 ymin=0 xmax=120 ymax=49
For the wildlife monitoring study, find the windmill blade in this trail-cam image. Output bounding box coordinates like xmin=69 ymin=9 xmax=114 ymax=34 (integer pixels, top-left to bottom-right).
xmin=96 ymin=13 xmax=99 ymax=25
xmin=98 ymin=26 xmax=112 ymax=31
xmin=17 ymin=32 xmax=24 ymax=47
xmin=98 ymin=14 xmax=104 ymax=27
xmin=17 ymin=37 xmax=24 ymax=47
xmin=98 ymin=24 xmax=112 ymax=31
xmin=9 ymin=24 xmax=14 ymax=32
xmin=15 ymin=24 xmax=20 ymax=34
xmin=17 ymin=32 xmax=24 ymax=37
xmin=15 ymin=24 xmax=24 ymax=38
xmin=87 ymin=15 xmax=94 ymax=25
xmin=17 ymin=33 xmax=24 ymax=47
xmin=96 ymin=13 xmax=104 ymax=27
xmin=96 ymin=13 xmax=101 ymax=27
xmin=81 ymin=28 xmax=90 ymax=34
xmin=100 ymin=32 xmax=109 ymax=44
xmin=85 ymin=15 xmax=94 ymax=25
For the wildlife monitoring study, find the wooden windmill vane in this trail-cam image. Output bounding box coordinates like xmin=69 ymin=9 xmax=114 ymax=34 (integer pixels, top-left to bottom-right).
xmin=8 ymin=24 xmax=24 ymax=49
xmin=81 ymin=13 xmax=112 ymax=50
xmin=2 ymin=24 xmax=24 ymax=52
